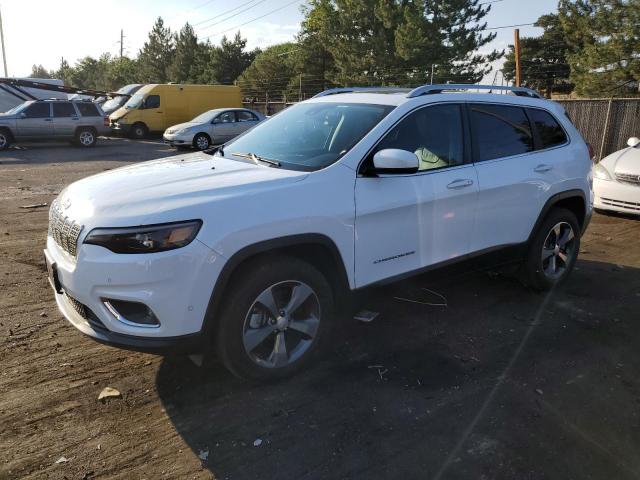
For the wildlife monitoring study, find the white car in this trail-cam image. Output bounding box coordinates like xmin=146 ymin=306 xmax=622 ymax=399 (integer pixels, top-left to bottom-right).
xmin=593 ymin=137 xmax=640 ymax=215
xmin=44 ymin=84 xmax=593 ymax=380
xmin=163 ymin=108 xmax=265 ymax=150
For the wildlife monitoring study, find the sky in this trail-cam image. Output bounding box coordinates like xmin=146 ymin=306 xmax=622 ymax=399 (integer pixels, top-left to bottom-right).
xmin=1 ymin=0 xmax=560 ymax=79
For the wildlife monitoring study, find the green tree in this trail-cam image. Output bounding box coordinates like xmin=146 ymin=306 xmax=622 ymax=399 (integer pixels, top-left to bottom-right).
xmin=558 ymin=0 xmax=640 ymax=96
xmin=237 ymin=43 xmax=298 ymax=100
xmin=138 ymin=17 xmax=175 ymax=83
xmin=169 ymin=23 xmax=199 ymax=83
xmin=211 ymin=32 xmax=259 ymax=84
xmin=502 ymin=14 xmax=573 ymax=98
xmin=30 ymin=64 xmax=53 ymax=79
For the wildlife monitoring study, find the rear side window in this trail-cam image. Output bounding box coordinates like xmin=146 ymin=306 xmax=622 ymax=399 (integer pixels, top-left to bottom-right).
xmin=24 ymin=102 xmax=50 ymax=118
xmin=237 ymin=110 xmax=258 ymax=122
xmin=52 ymin=103 xmax=77 ymax=117
xmin=76 ymin=103 xmax=100 ymax=117
xmin=470 ymin=104 xmax=533 ymax=161
xmin=528 ymin=109 xmax=567 ymax=149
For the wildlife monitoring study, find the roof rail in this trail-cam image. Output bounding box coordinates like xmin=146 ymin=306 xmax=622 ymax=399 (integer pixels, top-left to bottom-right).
xmin=407 ymin=84 xmax=542 ymax=99
xmin=312 ymin=87 xmax=410 ymax=98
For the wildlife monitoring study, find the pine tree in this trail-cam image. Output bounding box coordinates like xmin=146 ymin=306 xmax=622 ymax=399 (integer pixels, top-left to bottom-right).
xmin=237 ymin=43 xmax=298 ymax=100
xmin=558 ymin=0 xmax=640 ymax=96
xmin=211 ymin=32 xmax=258 ymax=84
xmin=138 ymin=17 xmax=175 ymax=83
xmin=169 ymin=23 xmax=199 ymax=83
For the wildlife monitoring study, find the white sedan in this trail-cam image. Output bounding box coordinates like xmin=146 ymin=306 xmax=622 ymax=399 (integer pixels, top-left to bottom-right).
xmin=163 ymin=108 xmax=265 ymax=150
xmin=594 ymin=137 xmax=640 ymax=215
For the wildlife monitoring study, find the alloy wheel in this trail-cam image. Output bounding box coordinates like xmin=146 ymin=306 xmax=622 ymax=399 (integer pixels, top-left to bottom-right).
xmin=79 ymin=131 xmax=94 ymax=146
xmin=242 ymin=280 xmax=321 ymax=368
xmin=541 ymin=221 xmax=575 ymax=279
xmin=195 ymin=135 xmax=209 ymax=150
xmin=0 ymin=133 xmax=6 ymax=149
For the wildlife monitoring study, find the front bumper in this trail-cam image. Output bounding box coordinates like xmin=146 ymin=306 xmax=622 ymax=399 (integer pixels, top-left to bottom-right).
xmin=594 ymin=178 xmax=640 ymax=215
xmin=163 ymin=132 xmax=195 ymax=147
xmin=109 ymin=122 xmax=131 ymax=136
xmin=45 ymin=234 xmax=226 ymax=353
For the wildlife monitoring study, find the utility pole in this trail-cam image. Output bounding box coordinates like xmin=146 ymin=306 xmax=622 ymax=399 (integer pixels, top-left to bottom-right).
xmin=0 ymin=5 xmax=8 ymax=76
xmin=430 ymin=64 xmax=435 ymax=85
xmin=118 ymin=29 xmax=124 ymax=58
xmin=514 ymin=28 xmax=522 ymax=87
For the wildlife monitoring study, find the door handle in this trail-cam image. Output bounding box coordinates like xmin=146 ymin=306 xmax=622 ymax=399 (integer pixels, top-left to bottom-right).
xmin=534 ymin=164 xmax=553 ymax=173
xmin=447 ymin=179 xmax=474 ymax=189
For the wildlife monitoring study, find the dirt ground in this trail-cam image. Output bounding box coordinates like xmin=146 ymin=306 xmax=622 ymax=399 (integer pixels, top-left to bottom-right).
xmin=1 ymin=139 xmax=640 ymax=480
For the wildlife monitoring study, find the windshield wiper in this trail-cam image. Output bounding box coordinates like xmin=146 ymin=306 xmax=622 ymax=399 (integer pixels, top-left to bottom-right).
xmin=231 ymin=152 xmax=281 ymax=167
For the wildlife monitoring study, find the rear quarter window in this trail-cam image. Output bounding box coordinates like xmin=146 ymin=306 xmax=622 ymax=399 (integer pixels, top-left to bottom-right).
xmin=75 ymin=103 xmax=100 ymax=117
xmin=528 ymin=109 xmax=568 ymax=149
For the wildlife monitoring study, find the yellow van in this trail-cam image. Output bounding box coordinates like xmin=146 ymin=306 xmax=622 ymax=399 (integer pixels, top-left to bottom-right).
xmin=109 ymin=84 xmax=242 ymax=138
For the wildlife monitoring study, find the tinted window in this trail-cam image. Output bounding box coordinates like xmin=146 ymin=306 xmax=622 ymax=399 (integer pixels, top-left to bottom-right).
xmin=528 ymin=109 xmax=567 ymax=149
xmin=52 ymin=103 xmax=77 ymax=117
xmin=471 ymin=104 xmax=533 ymax=161
xmin=374 ymin=104 xmax=464 ymax=171
xmin=144 ymin=95 xmax=160 ymax=109
xmin=237 ymin=110 xmax=257 ymax=122
xmin=216 ymin=111 xmax=236 ymax=123
xmin=24 ymin=102 xmax=50 ymax=118
xmin=76 ymin=102 xmax=100 ymax=117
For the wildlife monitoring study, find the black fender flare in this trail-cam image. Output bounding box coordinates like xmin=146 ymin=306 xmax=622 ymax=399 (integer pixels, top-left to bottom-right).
xmin=527 ymin=189 xmax=588 ymax=244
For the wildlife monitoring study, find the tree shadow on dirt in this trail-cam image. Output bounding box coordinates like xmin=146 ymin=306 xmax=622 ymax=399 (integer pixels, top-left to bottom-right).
xmin=156 ymin=260 xmax=640 ymax=480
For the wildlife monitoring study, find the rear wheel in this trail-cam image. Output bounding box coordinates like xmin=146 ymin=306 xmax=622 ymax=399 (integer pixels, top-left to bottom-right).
xmin=0 ymin=129 xmax=11 ymax=150
xmin=523 ymin=208 xmax=580 ymax=291
xmin=216 ymin=256 xmax=333 ymax=380
xmin=130 ymin=123 xmax=148 ymax=139
xmin=75 ymin=128 xmax=96 ymax=148
xmin=193 ymin=133 xmax=211 ymax=151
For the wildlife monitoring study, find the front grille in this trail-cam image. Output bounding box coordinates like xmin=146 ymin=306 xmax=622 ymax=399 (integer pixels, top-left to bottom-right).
xmin=48 ymin=200 xmax=83 ymax=257
xmin=601 ymin=197 xmax=640 ymax=211
xmin=64 ymin=292 xmax=108 ymax=332
xmin=615 ymin=172 xmax=640 ymax=186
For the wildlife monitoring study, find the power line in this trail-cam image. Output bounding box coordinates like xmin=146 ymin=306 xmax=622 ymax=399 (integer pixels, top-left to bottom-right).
xmin=194 ymin=0 xmax=262 ymax=28
xmin=197 ymin=0 xmax=268 ymax=32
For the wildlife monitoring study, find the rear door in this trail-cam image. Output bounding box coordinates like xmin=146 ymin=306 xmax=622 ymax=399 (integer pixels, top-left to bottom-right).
xmin=236 ymin=110 xmax=260 ymax=135
xmin=15 ymin=102 xmax=53 ymax=138
xmin=354 ymin=103 xmax=478 ymax=287
xmin=52 ymin=102 xmax=79 ymax=137
xmin=469 ymin=103 xmax=559 ymax=251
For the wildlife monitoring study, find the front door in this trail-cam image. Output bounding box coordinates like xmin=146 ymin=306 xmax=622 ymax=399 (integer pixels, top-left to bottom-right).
xmin=212 ymin=110 xmax=239 ymax=143
xmin=52 ymin=102 xmax=79 ymax=137
xmin=354 ymin=103 xmax=478 ymax=287
xmin=141 ymin=94 xmax=164 ymax=132
xmin=16 ymin=102 xmax=53 ymax=138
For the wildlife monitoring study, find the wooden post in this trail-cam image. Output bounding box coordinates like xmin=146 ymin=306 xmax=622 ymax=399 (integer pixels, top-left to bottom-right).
xmin=599 ymin=97 xmax=614 ymax=161
xmin=514 ymin=29 xmax=521 ymax=87
xmin=0 ymin=6 xmax=8 ymax=76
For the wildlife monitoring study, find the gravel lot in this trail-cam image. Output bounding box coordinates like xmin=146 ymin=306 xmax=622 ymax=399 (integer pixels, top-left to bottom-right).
xmin=1 ymin=139 xmax=640 ymax=480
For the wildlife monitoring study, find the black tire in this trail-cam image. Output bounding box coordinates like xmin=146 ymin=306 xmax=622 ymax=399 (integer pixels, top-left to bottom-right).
xmin=74 ymin=127 xmax=97 ymax=148
xmin=193 ymin=133 xmax=211 ymax=151
xmin=130 ymin=123 xmax=148 ymax=139
xmin=523 ymin=207 xmax=581 ymax=291
xmin=216 ymin=256 xmax=334 ymax=380
xmin=0 ymin=129 xmax=11 ymax=150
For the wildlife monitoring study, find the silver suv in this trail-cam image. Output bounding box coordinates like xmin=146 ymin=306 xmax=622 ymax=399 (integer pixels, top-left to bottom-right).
xmin=0 ymin=99 xmax=109 ymax=150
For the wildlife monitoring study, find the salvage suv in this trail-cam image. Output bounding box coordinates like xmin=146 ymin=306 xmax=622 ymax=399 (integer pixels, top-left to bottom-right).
xmin=0 ymin=99 xmax=109 ymax=150
xmin=44 ymin=84 xmax=593 ymax=380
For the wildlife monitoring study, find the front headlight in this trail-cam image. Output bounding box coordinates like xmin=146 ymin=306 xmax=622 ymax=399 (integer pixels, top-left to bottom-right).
xmin=177 ymin=127 xmax=192 ymax=135
xmin=593 ymin=163 xmax=612 ymax=181
xmin=84 ymin=220 xmax=202 ymax=254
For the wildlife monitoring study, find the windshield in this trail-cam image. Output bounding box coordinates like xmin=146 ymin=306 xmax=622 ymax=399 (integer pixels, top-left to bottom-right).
xmin=124 ymin=93 xmax=144 ymax=109
xmin=191 ymin=110 xmax=217 ymax=123
xmin=102 ymin=95 xmax=127 ymax=111
xmin=222 ymin=102 xmax=394 ymax=171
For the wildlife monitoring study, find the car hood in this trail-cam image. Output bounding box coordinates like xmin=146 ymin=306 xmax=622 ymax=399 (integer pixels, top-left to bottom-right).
xmin=109 ymin=106 xmax=128 ymax=121
xmin=601 ymin=147 xmax=640 ymax=174
xmin=166 ymin=122 xmax=202 ymax=132
xmin=59 ymin=152 xmax=307 ymax=226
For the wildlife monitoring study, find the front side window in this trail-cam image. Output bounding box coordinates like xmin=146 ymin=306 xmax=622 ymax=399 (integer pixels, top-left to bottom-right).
xmin=470 ymin=104 xmax=533 ymax=161
xmin=528 ymin=108 xmax=567 ymax=149
xmin=24 ymin=102 xmax=51 ymax=118
xmin=143 ymin=95 xmax=160 ymax=109
xmin=222 ymin=102 xmax=394 ymax=171
xmin=372 ymin=104 xmax=464 ymax=171
xmin=216 ymin=111 xmax=236 ymax=123
xmin=237 ymin=110 xmax=257 ymax=122
xmin=124 ymin=93 xmax=144 ymax=109
xmin=52 ymin=103 xmax=77 ymax=117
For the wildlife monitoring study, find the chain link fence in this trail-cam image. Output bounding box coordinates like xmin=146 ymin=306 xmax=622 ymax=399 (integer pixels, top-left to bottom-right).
xmin=245 ymin=97 xmax=640 ymax=162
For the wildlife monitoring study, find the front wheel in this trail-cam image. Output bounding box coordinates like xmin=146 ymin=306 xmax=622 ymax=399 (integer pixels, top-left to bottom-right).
xmin=216 ymin=256 xmax=333 ymax=380
xmin=130 ymin=123 xmax=148 ymax=139
xmin=523 ymin=208 xmax=580 ymax=291
xmin=0 ymin=129 xmax=11 ymax=150
xmin=193 ymin=133 xmax=211 ymax=151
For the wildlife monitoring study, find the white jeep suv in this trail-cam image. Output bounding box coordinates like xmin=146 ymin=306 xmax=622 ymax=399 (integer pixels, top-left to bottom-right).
xmin=44 ymin=84 xmax=593 ymax=379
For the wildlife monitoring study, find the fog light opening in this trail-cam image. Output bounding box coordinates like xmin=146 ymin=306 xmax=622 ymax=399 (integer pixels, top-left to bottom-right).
xmin=102 ymin=299 xmax=160 ymax=328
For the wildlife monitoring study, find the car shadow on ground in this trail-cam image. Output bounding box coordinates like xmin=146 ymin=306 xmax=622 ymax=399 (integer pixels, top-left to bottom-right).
xmin=156 ymin=259 xmax=640 ymax=480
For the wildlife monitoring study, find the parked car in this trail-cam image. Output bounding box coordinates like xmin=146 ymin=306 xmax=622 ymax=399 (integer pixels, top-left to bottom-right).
xmin=0 ymin=99 xmax=109 ymax=149
xmin=593 ymin=137 xmax=640 ymax=215
xmin=44 ymin=84 xmax=592 ymax=380
xmin=109 ymin=84 xmax=242 ymax=139
xmin=163 ymin=108 xmax=265 ymax=150
xmin=100 ymin=84 xmax=144 ymax=116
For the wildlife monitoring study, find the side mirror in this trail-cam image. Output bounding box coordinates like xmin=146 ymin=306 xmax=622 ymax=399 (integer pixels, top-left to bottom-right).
xmin=372 ymin=149 xmax=419 ymax=173
xmin=627 ymin=137 xmax=640 ymax=148
xmin=19 ymin=112 xmax=26 ymax=118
